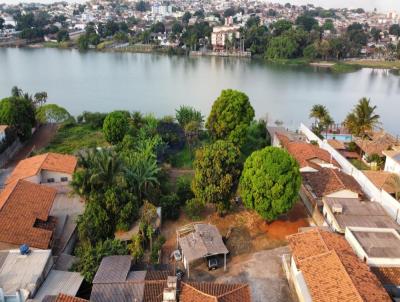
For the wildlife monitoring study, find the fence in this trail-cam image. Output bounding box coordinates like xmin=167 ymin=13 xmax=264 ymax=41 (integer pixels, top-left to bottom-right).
xmin=299 ymin=123 xmax=400 ymax=223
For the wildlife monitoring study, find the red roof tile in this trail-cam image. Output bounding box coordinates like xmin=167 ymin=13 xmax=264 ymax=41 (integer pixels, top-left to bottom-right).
xmin=54 ymin=294 xmax=88 ymax=302
xmin=0 ymin=179 xmax=57 ymax=249
xmin=180 ymin=282 xmax=251 ymax=302
xmin=285 ymin=142 xmax=338 ymax=169
xmin=6 ymin=153 xmax=77 ymax=185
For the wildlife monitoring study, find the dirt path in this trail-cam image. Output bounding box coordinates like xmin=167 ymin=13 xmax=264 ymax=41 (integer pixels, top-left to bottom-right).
xmin=5 ymin=124 xmax=58 ymax=168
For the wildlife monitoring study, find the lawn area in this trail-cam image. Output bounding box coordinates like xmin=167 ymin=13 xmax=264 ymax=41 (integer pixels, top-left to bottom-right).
xmin=169 ymin=145 xmax=195 ymax=169
xmin=350 ymin=159 xmax=370 ymax=170
xmin=38 ymin=123 xmax=108 ymax=154
xmin=331 ymin=62 xmax=361 ymax=73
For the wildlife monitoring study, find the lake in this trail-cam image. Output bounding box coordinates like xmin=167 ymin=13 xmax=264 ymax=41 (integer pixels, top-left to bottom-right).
xmin=0 ymin=47 xmax=399 ymax=136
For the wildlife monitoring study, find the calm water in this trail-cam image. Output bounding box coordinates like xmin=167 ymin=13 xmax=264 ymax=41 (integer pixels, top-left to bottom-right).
xmin=0 ymin=48 xmax=399 ymax=136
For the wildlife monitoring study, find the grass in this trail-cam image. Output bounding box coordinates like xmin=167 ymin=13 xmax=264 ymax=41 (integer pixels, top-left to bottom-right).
xmin=39 ymin=123 xmax=108 ymax=154
xmin=344 ymin=59 xmax=400 ymax=70
xmin=267 ymin=58 xmax=311 ymax=66
xmin=350 ymin=159 xmax=370 ymax=170
xmin=331 ymin=62 xmax=361 ymax=73
xmin=169 ymin=145 xmax=195 ymax=169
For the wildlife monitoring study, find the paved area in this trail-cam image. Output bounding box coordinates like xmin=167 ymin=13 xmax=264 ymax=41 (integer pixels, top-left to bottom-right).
xmin=190 ymin=246 xmax=294 ymax=302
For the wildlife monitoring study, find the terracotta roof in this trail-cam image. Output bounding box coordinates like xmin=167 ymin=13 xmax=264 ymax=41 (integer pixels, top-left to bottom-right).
xmin=371 ymin=267 xmax=400 ymax=286
xmin=0 ymin=180 xmax=57 ymax=249
xmin=302 ymin=168 xmax=363 ymax=199
xmin=275 ymin=132 xmax=291 ymax=148
xmin=328 ymin=139 xmax=345 ymax=150
xmin=363 ymin=171 xmax=397 ymax=194
xmin=354 ymin=132 xmax=398 ymax=156
xmin=285 ymin=142 xmax=338 ymax=169
xmin=180 ymin=282 xmax=251 ymax=302
xmin=54 ymin=294 xmax=88 ymax=302
xmin=383 ymin=147 xmax=400 ymax=164
xmin=287 ymin=229 xmax=391 ymax=302
xmin=6 ymin=153 xmax=77 ymax=185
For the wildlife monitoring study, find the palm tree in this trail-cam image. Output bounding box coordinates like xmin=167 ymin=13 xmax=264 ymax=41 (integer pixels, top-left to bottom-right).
xmin=11 ymin=86 xmax=22 ymax=97
xmin=34 ymin=92 xmax=48 ymax=107
xmin=344 ymin=98 xmax=380 ymax=138
xmin=322 ymin=114 xmax=335 ymax=139
xmin=309 ymin=104 xmax=329 ymax=126
xmin=386 ymin=174 xmax=400 ymax=200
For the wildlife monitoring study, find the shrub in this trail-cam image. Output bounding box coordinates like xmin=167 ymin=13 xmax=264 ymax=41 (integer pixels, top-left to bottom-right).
xmin=176 ymin=176 xmax=194 ymax=205
xmin=159 ymin=193 xmax=180 ymax=220
xmin=150 ymin=235 xmax=166 ymax=264
xmin=78 ymin=111 xmax=108 ymax=129
xmin=103 ymin=111 xmax=130 ymax=144
xmin=184 ymin=198 xmax=205 ymax=220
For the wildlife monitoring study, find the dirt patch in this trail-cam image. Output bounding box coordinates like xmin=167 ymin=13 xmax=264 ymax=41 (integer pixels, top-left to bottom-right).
xmin=5 ymin=123 xmax=59 ymax=168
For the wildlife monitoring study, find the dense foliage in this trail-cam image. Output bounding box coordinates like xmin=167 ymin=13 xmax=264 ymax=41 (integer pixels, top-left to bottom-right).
xmin=239 ymin=147 xmax=301 ymax=221
xmin=103 ymin=111 xmax=130 ymax=144
xmin=192 ymin=140 xmax=241 ymax=214
xmin=206 ymin=89 xmax=255 ymax=145
xmin=344 ymin=98 xmax=380 ymax=138
xmin=36 ymin=104 xmax=71 ymax=123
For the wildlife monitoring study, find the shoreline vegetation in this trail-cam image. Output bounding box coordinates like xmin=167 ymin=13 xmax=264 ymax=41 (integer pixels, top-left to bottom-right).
xmin=21 ymin=41 xmax=397 ymax=74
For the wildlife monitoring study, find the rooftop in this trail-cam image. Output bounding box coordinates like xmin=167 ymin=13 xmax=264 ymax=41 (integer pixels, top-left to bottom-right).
xmin=6 ymin=153 xmax=77 ymax=185
xmin=43 ymin=293 xmax=88 ymax=302
xmin=363 ymin=170 xmax=398 ymax=194
xmin=324 ymin=197 xmax=399 ymax=231
xmin=354 ymin=131 xmax=398 ymax=156
xmin=0 ymin=179 xmax=57 ymax=249
xmin=180 ymin=282 xmax=251 ymax=302
xmin=287 ymin=228 xmax=391 ymax=302
xmin=302 ymin=168 xmax=363 ymax=199
xmin=177 ymin=223 xmax=228 ymax=263
xmin=383 ymin=147 xmax=400 ymax=164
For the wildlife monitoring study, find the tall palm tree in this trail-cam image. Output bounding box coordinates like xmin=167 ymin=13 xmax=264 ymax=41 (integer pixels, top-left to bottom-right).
xmin=344 ymin=98 xmax=380 ymax=138
xmin=11 ymin=86 xmax=22 ymax=97
xmin=309 ymin=104 xmax=329 ymax=126
xmin=322 ymin=114 xmax=335 ymax=139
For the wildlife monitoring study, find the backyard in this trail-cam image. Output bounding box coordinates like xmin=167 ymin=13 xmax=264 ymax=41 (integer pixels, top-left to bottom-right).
xmin=161 ymin=201 xmax=310 ymax=302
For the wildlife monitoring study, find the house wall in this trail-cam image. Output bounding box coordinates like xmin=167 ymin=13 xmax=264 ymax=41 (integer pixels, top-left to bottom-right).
xmin=25 ymin=174 xmax=41 ymax=184
xmin=300 ymin=123 xmax=400 ymax=224
xmin=322 ymin=202 xmax=343 ymax=233
xmin=385 ymin=156 xmax=400 ymax=175
xmin=326 ymin=189 xmax=359 ymax=199
xmin=40 ymin=171 xmax=72 ymax=184
xmin=299 ymin=185 xmax=325 ymax=226
xmin=290 ymin=256 xmax=313 ymax=302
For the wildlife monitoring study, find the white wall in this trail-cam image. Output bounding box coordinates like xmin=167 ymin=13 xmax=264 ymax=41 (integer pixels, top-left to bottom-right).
xmin=300 ymin=124 xmax=400 ymax=224
xmin=40 ymin=171 xmax=72 ymax=184
xmin=290 ymin=257 xmax=313 ymax=302
xmin=326 ymin=189 xmax=359 ymax=199
xmin=385 ymin=156 xmax=400 ymax=175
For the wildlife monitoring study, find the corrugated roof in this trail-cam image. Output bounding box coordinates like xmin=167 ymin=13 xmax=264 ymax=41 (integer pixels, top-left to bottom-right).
xmin=34 ymin=270 xmax=84 ymax=301
xmin=92 ymin=256 xmax=131 ymax=284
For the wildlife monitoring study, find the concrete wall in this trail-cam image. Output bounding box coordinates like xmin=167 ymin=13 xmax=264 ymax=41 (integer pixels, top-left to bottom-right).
xmin=322 ymin=202 xmax=343 ymax=233
xmin=326 ymin=189 xmax=359 ymax=199
xmin=300 ymin=123 xmax=400 ymax=224
xmin=299 ymin=186 xmax=326 ymax=226
xmin=385 ymin=156 xmax=400 ymax=175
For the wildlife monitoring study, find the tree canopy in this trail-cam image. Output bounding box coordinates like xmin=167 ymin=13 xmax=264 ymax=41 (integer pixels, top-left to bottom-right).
xmin=192 ymin=140 xmax=241 ymax=214
xmin=103 ymin=111 xmax=130 ymax=144
xmin=344 ymin=98 xmax=380 ymax=138
xmin=239 ymin=147 xmax=301 ymax=221
xmin=36 ymin=104 xmax=71 ymax=123
xmin=206 ymin=89 xmax=255 ymax=145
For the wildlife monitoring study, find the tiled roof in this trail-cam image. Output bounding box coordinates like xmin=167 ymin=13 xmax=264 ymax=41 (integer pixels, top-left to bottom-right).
xmin=383 ymin=148 xmax=400 ymax=164
xmin=285 ymin=142 xmax=338 ymax=169
xmin=302 ymin=168 xmax=363 ymax=198
xmin=354 ymin=132 xmax=398 ymax=156
xmin=275 ymin=132 xmax=291 ymax=148
xmin=327 ymin=139 xmax=345 ymax=150
xmin=0 ymin=179 xmax=57 ymax=249
xmin=287 ymin=229 xmax=391 ymax=302
xmin=363 ymin=170 xmax=397 ymax=194
xmin=55 ymin=294 xmax=88 ymax=302
xmin=6 ymin=153 xmax=77 ymax=185
xmin=371 ymin=267 xmax=400 ymax=286
xmin=180 ymin=282 xmax=251 ymax=302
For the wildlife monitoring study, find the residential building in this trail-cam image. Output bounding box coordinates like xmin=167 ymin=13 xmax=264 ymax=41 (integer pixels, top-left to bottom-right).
xmin=322 ymin=197 xmax=400 ymax=233
xmin=42 ymin=293 xmax=88 ymax=302
xmin=211 ymin=24 xmax=241 ymax=51
xmin=383 ymin=146 xmax=400 ymax=175
xmin=354 ymin=131 xmax=399 ymax=161
xmin=363 ymin=170 xmax=398 ymax=197
xmin=6 ymin=153 xmax=77 ymax=187
xmin=285 ymin=228 xmax=391 ymax=302
xmin=266 ymin=128 xmax=307 ymax=148
xmin=0 ymin=249 xmax=83 ymax=301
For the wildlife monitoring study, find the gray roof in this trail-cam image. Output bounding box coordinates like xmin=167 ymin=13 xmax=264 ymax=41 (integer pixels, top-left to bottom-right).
xmin=178 ymin=224 xmax=228 ymax=263
xmin=351 ymin=229 xmax=400 ymax=258
xmin=324 ymin=197 xmax=400 ymax=231
xmin=93 ymin=256 xmax=131 ymax=284
xmin=34 ymin=269 xmax=84 ymax=301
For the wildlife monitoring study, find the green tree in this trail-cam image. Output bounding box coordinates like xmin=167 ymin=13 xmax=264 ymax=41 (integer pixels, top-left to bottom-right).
xmin=271 ymin=20 xmax=293 ymax=36
xmin=0 ymin=17 xmax=4 ymax=30
xmin=74 ymin=239 xmax=128 ymax=282
xmin=103 ymin=111 xmax=129 ymax=144
xmin=172 ymin=22 xmax=183 ymax=34
xmin=128 ymin=234 xmax=144 ymax=262
xmin=192 ymin=140 xmax=241 ymax=214
xmin=296 ymin=14 xmax=318 ymax=32
xmin=33 ymin=91 xmax=47 ymax=106
xmin=151 ymin=22 xmax=165 ymax=33
xmin=344 ymin=98 xmax=380 ymax=138
xmin=36 ymin=104 xmax=71 ymax=123
xmin=239 ymin=147 xmax=301 ymax=221
xmin=77 ymin=34 xmax=89 ymax=50
xmin=56 ymin=29 xmax=70 ymax=42
xmin=0 ymin=96 xmax=36 ymax=141
xmin=389 ymin=24 xmax=400 ymax=37
xmin=135 ymin=1 xmax=149 ymax=12
xmin=175 ymin=105 xmax=203 ymax=128
xmin=309 ymin=104 xmax=329 ymax=126
xmin=206 ymin=89 xmax=255 ymax=145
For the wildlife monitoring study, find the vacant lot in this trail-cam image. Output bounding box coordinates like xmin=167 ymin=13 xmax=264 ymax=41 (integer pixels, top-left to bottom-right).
xmin=161 ymin=201 xmax=309 ymax=301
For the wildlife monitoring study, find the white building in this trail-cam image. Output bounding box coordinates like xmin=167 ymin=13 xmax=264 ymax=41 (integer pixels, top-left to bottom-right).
xmin=211 ymin=25 xmax=241 ymax=51
xmin=383 ymin=147 xmax=400 ymax=176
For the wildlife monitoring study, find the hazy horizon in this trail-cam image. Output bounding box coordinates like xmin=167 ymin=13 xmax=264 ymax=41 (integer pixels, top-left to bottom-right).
xmin=0 ymin=0 xmax=399 ymax=13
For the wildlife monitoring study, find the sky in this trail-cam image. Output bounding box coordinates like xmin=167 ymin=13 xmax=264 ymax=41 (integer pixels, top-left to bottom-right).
xmin=0 ymin=0 xmax=399 ymax=13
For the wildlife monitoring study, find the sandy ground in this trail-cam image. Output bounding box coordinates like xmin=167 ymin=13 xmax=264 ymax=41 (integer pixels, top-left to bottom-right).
xmin=4 ymin=123 xmax=58 ymax=168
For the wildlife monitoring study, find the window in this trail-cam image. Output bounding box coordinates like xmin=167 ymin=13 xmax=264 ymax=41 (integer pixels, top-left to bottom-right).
xmin=60 ymin=177 xmax=68 ymax=182
xmin=47 ymin=178 xmax=55 ymax=183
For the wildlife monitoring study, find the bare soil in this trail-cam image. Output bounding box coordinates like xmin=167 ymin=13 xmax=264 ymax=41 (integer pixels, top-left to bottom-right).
xmin=5 ymin=124 xmax=59 ymax=168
